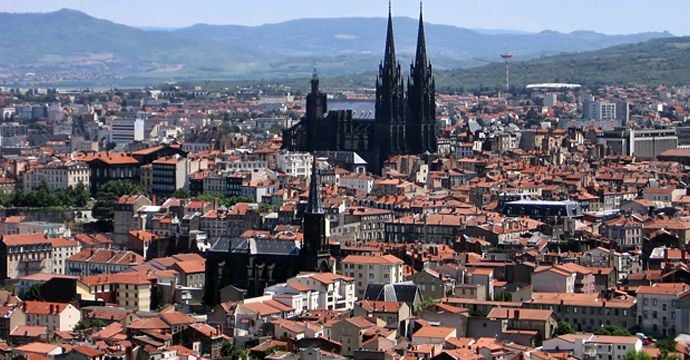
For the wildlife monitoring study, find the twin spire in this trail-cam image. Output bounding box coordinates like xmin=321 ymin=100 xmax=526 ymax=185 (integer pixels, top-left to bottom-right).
xmin=383 ymin=1 xmax=428 ymax=74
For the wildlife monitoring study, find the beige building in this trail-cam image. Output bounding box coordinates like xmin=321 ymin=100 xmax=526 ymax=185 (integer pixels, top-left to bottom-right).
xmin=50 ymin=238 xmax=81 ymax=275
xmin=329 ymin=316 xmax=389 ymax=356
xmin=1 ymin=233 xmax=53 ymax=279
xmin=23 ymin=161 xmax=90 ymax=192
xmin=342 ymin=254 xmax=404 ymax=298
xmin=23 ymin=301 xmax=80 ymax=332
xmin=77 ymin=271 xmax=163 ymax=312
xmin=0 ymin=305 xmax=26 ymax=339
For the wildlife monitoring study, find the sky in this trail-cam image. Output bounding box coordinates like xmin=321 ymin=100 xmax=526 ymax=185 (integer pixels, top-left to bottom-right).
xmin=0 ymin=0 xmax=688 ymax=35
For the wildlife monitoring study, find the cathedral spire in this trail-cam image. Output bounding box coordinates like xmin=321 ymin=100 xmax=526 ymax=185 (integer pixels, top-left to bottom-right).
xmin=306 ymin=155 xmax=323 ymax=214
xmin=415 ymin=1 xmax=428 ymax=72
xmin=383 ymin=0 xmax=397 ymax=70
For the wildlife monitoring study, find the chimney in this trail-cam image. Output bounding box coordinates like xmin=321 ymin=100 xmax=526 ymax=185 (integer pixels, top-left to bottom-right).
xmin=514 ymin=310 xmax=520 ymax=319
xmin=49 ymin=304 xmax=54 ymax=314
xmin=664 ymin=248 xmax=669 ymax=260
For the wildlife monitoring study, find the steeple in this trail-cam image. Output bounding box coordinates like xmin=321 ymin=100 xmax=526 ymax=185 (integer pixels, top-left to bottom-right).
xmin=306 ymin=155 xmax=323 ymax=214
xmin=383 ymin=0 xmax=397 ymax=71
xmin=415 ymin=1 xmax=428 ymax=73
xmin=406 ymin=0 xmax=437 ymax=154
xmin=311 ymin=63 xmax=319 ymax=95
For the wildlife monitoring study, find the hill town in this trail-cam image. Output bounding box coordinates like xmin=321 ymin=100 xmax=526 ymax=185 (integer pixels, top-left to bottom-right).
xmin=0 ymin=3 xmax=690 ymax=360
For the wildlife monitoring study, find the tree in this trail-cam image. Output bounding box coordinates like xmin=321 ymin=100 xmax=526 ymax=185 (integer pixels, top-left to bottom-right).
xmin=623 ymin=351 xmax=652 ymax=360
xmin=656 ymin=338 xmax=678 ymax=359
xmin=220 ymin=341 xmax=247 ymax=360
xmin=596 ymin=325 xmax=632 ymax=336
xmin=23 ymin=283 xmax=43 ymax=301
xmin=173 ymin=188 xmax=191 ymax=199
xmin=554 ymin=321 xmax=576 ymax=336
xmin=92 ymin=180 xmax=144 ymax=223
xmin=74 ymin=319 xmax=107 ymax=331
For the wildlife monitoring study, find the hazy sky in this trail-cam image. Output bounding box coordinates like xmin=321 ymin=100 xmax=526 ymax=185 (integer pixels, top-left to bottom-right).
xmin=1 ymin=0 xmax=688 ymax=35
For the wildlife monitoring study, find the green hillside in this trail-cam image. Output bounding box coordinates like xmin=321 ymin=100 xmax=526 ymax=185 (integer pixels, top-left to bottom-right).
xmin=437 ymin=36 xmax=690 ymax=91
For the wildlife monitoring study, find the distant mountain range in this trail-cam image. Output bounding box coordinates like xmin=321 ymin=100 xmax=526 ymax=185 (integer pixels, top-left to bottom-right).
xmin=0 ymin=8 xmax=675 ymax=87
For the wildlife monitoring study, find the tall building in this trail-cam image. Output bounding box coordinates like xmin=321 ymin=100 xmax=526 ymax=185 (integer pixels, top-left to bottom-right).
xmin=583 ymin=100 xmax=617 ymax=121
xmin=301 ymin=156 xmax=331 ymax=273
xmin=282 ymin=4 xmax=437 ymax=173
xmin=204 ymin=154 xmax=333 ymax=302
xmin=110 ymin=117 xmax=144 ymax=145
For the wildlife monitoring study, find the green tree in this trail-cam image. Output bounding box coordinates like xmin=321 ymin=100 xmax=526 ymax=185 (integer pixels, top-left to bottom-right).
xmin=74 ymin=319 xmax=107 ymax=331
xmin=92 ymin=180 xmax=144 ymax=223
xmin=553 ymin=321 xmax=576 ymax=336
xmin=596 ymin=325 xmax=632 ymax=336
xmin=623 ymin=351 xmax=652 ymax=360
xmin=220 ymin=341 xmax=247 ymax=360
xmin=173 ymin=188 xmax=191 ymax=199
xmin=23 ymin=283 xmax=43 ymax=301
xmin=656 ymin=338 xmax=678 ymax=359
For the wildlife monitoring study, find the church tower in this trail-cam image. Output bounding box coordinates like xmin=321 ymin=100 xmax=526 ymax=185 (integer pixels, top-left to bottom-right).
xmin=407 ymin=2 xmax=437 ymax=154
xmin=375 ymin=2 xmax=407 ymax=164
xmin=301 ymin=155 xmax=331 ymax=272
xmin=306 ymin=67 xmax=328 ymax=152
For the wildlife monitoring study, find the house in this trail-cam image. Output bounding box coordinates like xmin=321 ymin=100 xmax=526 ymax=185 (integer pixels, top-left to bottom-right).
xmin=412 ymin=326 xmax=457 ymax=344
xmin=329 ymin=316 xmax=388 ymax=357
xmin=408 ymin=268 xmax=456 ymax=300
xmin=0 ymin=305 xmax=25 ymax=340
xmin=23 ymin=301 xmax=80 ymax=332
xmin=532 ymin=266 xmax=576 ymax=293
xmin=353 ymin=300 xmax=411 ymax=332
xmin=234 ymin=298 xmax=295 ymax=336
xmin=543 ymin=334 xmax=643 ymax=360
xmin=13 ymin=342 xmax=63 ymax=357
xmin=486 ymin=308 xmax=558 ymax=341
xmin=9 ymin=325 xmax=47 ymax=346
xmin=177 ymin=323 xmax=225 ymax=359
xmin=419 ymin=303 xmax=469 ymax=337
xmin=57 ymin=345 xmax=105 ymax=360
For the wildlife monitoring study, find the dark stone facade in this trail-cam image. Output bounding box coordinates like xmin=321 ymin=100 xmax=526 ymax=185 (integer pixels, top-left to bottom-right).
xmin=282 ymin=6 xmax=437 ymax=174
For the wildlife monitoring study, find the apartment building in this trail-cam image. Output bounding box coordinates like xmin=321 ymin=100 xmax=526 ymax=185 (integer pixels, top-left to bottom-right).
xmin=0 ymin=233 xmax=53 ymax=280
xmin=65 ymin=249 xmax=145 ymax=276
xmin=342 ymin=255 xmax=404 ymax=298
xmin=636 ymin=283 xmax=690 ymax=338
xmin=287 ymin=273 xmax=356 ymax=311
xmin=23 ymin=161 xmax=90 ymax=192
xmin=50 ymin=238 xmax=81 ymax=275
xmin=523 ymin=292 xmax=637 ymax=333
xmin=276 ymin=151 xmax=312 ymax=178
